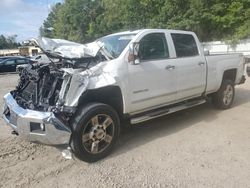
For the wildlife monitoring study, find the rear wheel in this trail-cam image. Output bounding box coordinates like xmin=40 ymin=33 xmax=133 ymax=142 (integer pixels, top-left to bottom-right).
xmin=71 ymin=103 xmax=120 ymax=162
xmin=212 ymin=80 xmax=235 ymax=109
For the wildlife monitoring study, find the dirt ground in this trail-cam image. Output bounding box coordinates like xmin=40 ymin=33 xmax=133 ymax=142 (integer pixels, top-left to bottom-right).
xmin=0 ymin=74 xmax=250 ymax=188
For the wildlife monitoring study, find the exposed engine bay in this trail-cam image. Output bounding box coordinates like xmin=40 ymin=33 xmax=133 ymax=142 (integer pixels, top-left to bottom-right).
xmin=11 ymin=54 xmax=106 ymax=114
xmin=12 ymin=63 xmax=63 ymax=111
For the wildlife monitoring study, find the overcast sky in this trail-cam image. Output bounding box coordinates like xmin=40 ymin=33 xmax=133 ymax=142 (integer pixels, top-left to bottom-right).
xmin=0 ymin=0 xmax=63 ymax=42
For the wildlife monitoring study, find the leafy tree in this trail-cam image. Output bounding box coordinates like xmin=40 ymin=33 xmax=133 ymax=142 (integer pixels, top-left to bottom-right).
xmin=0 ymin=35 xmax=8 ymax=49
xmin=52 ymin=0 xmax=104 ymax=42
xmin=40 ymin=0 xmax=250 ymax=43
xmin=40 ymin=3 xmax=62 ymax=38
xmin=0 ymin=34 xmax=20 ymax=49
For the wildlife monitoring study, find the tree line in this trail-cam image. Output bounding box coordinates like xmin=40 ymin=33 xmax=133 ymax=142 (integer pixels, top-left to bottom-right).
xmin=0 ymin=35 xmax=20 ymax=49
xmin=40 ymin=0 xmax=250 ymax=43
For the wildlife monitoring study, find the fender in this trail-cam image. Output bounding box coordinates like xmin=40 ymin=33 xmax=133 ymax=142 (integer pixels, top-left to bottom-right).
xmin=60 ymin=64 xmax=117 ymax=107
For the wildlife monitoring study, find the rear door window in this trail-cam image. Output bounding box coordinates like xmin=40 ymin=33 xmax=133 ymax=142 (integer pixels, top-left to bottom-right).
xmin=171 ymin=33 xmax=199 ymax=57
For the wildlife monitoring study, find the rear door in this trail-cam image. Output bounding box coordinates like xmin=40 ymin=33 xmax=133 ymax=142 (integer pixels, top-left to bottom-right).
xmin=128 ymin=32 xmax=177 ymax=113
xmin=170 ymin=33 xmax=206 ymax=100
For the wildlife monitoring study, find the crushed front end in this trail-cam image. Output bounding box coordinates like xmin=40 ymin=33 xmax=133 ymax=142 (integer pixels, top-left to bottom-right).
xmin=2 ymin=63 xmax=73 ymax=145
xmin=2 ymin=56 xmax=103 ymax=145
xmin=1 ymin=37 xmax=110 ymax=146
xmin=3 ymin=93 xmax=71 ymax=145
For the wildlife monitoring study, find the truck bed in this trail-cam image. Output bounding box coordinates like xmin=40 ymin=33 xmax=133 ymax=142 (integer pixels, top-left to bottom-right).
xmin=205 ymin=53 xmax=245 ymax=94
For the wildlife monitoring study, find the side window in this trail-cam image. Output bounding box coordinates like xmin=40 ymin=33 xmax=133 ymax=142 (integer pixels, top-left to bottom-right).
xmin=16 ymin=59 xmax=26 ymax=64
xmin=139 ymin=33 xmax=169 ymax=61
xmin=171 ymin=33 xmax=199 ymax=57
xmin=4 ymin=60 xmax=15 ymax=65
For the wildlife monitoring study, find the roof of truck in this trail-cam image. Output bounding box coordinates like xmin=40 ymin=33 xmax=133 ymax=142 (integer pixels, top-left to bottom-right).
xmin=106 ymin=29 xmax=195 ymax=37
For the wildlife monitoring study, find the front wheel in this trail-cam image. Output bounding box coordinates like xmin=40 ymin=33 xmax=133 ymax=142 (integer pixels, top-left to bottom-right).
xmin=212 ymin=80 xmax=235 ymax=109
xmin=71 ymin=103 xmax=120 ymax=162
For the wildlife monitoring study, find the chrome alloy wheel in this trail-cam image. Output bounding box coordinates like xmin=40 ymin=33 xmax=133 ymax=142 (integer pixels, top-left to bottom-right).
xmin=223 ymin=85 xmax=233 ymax=105
xmin=82 ymin=114 xmax=115 ymax=154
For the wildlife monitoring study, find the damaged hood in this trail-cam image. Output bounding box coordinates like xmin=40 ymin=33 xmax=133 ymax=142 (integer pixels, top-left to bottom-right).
xmin=32 ymin=37 xmax=101 ymax=59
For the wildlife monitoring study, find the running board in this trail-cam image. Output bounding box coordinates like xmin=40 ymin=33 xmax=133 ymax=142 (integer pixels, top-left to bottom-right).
xmin=130 ymin=99 xmax=206 ymax=124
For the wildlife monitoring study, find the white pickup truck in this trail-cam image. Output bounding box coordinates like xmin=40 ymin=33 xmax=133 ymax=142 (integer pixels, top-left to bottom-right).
xmin=2 ymin=29 xmax=246 ymax=162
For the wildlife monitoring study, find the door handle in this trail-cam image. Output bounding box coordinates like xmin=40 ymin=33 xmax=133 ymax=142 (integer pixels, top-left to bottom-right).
xmin=198 ymin=62 xmax=205 ymax=66
xmin=165 ymin=65 xmax=175 ymax=70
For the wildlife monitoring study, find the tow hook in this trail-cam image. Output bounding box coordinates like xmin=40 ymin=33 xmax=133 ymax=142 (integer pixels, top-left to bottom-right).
xmin=11 ymin=130 xmax=19 ymax=135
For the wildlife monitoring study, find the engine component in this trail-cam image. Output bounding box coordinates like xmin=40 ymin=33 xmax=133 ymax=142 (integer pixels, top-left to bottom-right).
xmin=11 ymin=52 xmax=105 ymax=113
xmin=12 ymin=64 xmax=64 ymax=111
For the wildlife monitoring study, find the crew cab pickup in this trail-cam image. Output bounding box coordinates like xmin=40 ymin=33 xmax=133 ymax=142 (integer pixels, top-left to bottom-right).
xmin=2 ymin=29 xmax=246 ymax=162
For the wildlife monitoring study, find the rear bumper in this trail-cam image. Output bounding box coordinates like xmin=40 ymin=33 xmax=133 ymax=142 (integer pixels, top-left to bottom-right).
xmin=2 ymin=93 xmax=71 ymax=145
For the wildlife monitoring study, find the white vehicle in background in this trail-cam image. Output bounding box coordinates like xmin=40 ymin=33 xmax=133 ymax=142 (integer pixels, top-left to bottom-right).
xmin=2 ymin=29 xmax=246 ymax=162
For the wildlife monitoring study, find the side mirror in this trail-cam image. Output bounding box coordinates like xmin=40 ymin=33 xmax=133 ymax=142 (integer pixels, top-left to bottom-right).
xmin=204 ymin=50 xmax=210 ymax=56
xmin=128 ymin=42 xmax=140 ymax=65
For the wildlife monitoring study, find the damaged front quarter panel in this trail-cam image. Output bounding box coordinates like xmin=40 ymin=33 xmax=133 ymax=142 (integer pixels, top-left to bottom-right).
xmin=60 ymin=64 xmax=116 ymax=108
xmin=27 ymin=37 xmax=119 ymax=111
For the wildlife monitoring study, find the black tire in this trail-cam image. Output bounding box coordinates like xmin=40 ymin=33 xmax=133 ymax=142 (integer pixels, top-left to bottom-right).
xmin=71 ymin=103 xmax=120 ymax=163
xmin=212 ymin=79 xmax=235 ymax=109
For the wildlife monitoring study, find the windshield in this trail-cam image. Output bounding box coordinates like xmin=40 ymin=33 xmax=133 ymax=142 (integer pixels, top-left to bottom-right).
xmin=98 ymin=34 xmax=135 ymax=58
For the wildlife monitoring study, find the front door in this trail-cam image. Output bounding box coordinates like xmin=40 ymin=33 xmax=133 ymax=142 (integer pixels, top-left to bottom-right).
xmin=128 ymin=32 xmax=177 ymax=113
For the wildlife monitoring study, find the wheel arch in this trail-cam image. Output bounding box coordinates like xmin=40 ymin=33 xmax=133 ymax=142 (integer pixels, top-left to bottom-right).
xmin=222 ymin=69 xmax=237 ymax=83
xmin=77 ymin=86 xmax=124 ymax=119
xmin=209 ymin=68 xmax=237 ymax=96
